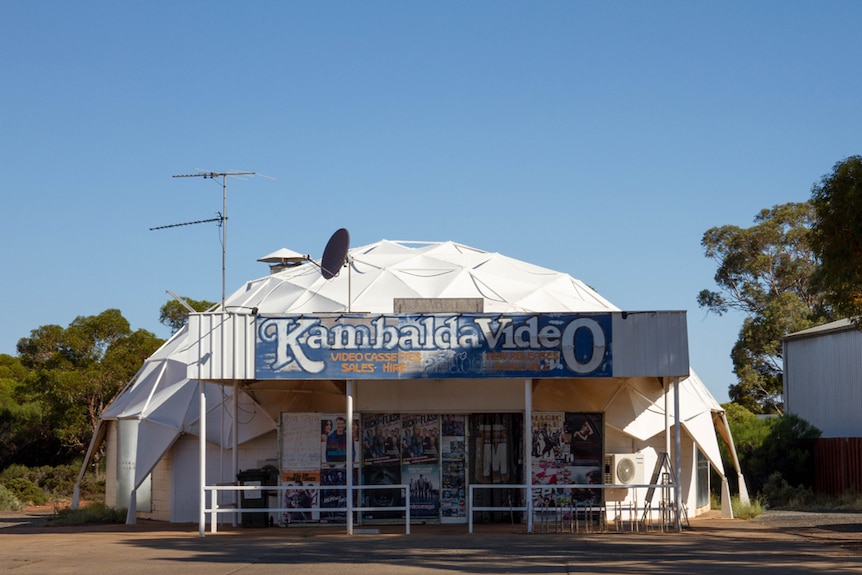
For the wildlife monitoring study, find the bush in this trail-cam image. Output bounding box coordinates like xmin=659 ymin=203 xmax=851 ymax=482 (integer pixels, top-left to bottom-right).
xmin=0 ymin=463 xmax=104 ymax=505
xmin=721 ymin=405 xmax=821 ymax=496
xmin=731 ymin=495 xmax=764 ymax=519
xmin=761 ymin=472 xmax=814 ymax=508
xmin=2 ymin=477 xmax=47 ymax=506
xmin=51 ymin=502 xmax=126 ymax=526
xmin=0 ymin=463 xmax=32 ymax=483
xmin=0 ymin=484 xmax=24 ymax=511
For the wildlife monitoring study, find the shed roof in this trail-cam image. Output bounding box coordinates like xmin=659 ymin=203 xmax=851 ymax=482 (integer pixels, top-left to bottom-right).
xmin=783 ymin=318 xmax=856 ymax=341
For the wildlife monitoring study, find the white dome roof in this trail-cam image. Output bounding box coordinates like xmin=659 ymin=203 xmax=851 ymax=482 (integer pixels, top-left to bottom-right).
xmin=230 ymin=240 xmax=619 ymax=314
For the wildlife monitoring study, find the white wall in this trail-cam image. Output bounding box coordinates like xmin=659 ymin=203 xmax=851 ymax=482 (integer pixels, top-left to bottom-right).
xmin=169 ymin=431 xmax=278 ymax=523
xmin=104 ymin=421 xmax=117 ymax=508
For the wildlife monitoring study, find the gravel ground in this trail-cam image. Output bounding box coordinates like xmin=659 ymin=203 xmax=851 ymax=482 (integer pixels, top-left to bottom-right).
xmin=753 ymin=509 xmax=862 ymax=529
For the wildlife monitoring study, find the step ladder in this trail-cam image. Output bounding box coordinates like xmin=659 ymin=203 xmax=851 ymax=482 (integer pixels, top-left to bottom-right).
xmin=641 ymin=452 xmax=689 ymax=530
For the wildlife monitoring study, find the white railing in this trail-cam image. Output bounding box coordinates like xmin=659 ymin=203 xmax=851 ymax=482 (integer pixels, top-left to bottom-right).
xmin=202 ymin=482 xmax=679 ymax=536
xmin=203 ymin=483 xmax=411 ymax=535
xmin=468 ymin=483 xmax=678 ymax=534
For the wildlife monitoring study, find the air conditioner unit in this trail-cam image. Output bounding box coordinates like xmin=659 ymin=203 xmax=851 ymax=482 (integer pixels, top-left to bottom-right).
xmin=604 ymin=453 xmax=645 ymax=485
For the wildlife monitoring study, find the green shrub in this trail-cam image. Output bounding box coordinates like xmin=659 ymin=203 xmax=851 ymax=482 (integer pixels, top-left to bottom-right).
xmin=826 ymin=491 xmax=862 ymax=511
xmin=710 ymin=491 xmax=721 ymax=510
xmin=0 ymin=463 xmax=32 ymax=482
xmin=32 ymin=464 xmax=79 ymax=496
xmin=731 ymin=495 xmax=764 ymax=519
xmin=721 ymin=405 xmax=821 ymax=496
xmin=51 ymin=502 xmax=126 ymax=526
xmin=2 ymin=477 xmax=48 ymax=506
xmin=762 ymin=472 xmax=814 ymax=508
xmin=0 ymin=463 xmax=104 ymax=505
xmin=77 ymin=472 xmax=105 ymax=502
xmin=0 ymin=484 xmax=24 ymax=511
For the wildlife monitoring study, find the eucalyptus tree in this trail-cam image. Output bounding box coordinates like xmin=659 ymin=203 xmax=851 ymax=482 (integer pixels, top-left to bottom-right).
xmin=810 ymin=155 xmax=862 ymax=323
xmin=16 ymin=309 xmax=163 ymax=460
xmin=159 ymin=296 xmax=217 ymax=334
xmin=698 ymin=202 xmax=833 ymax=413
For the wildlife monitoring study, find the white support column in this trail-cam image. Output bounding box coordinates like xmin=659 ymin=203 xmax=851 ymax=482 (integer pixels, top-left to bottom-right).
xmin=721 ymin=477 xmax=733 ymax=519
xmin=232 ymin=381 xmax=239 ymax=527
xmin=719 ymin=411 xmax=750 ymax=506
xmin=673 ymin=376 xmax=682 ymax=531
xmin=199 ymin=381 xmax=207 ymax=537
xmin=125 ymin=489 xmax=137 ymax=525
xmin=524 ymin=379 xmax=533 ymax=534
xmin=663 ymin=378 xmax=671 ymax=460
xmin=346 ymin=380 xmax=354 ymax=536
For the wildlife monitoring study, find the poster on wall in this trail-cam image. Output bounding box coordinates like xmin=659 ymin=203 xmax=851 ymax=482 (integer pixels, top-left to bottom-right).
xmin=441 ymin=415 xmax=465 ymax=460
xmin=401 ymin=414 xmax=440 ymax=520
xmin=321 ymin=415 xmax=348 ymax=465
xmin=441 ymin=460 xmax=466 ymax=518
xmin=362 ymin=413 xmax=402 ymax=465
xmin=319 ymin=467 xmax=359 ymax=523
xmin=440 ymin=414 xmax=466 ymax=520
xmin=404 ymin=463 xmax=440 ymax=519
xmin=530 ymin=412 xmax=603 ymax=511
xmin=361 ymin=464 xmax=403 ymax=520
xmin=564 ymin=413 xmax=603 ymax=468
xmin=532 ymin=412 xmax=565 ymax=462
xmin=474 ymin=419 xmax=512 ymax=484
xmin=280 ymin=411 xmax=464 ymax=524
xmin=318 ymin=413 xmax=361 ymax=467
xmin=401 ymin=414 xmax=440 ymax=464
xmin=281 ymin=413 xmax=322 ymax=471
xmin=281 ymin=470 xmax=319 ymax=523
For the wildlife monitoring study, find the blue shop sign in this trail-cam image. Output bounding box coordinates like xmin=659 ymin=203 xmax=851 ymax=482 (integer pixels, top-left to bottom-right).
xmin=254 ymin=313 xmax=612 ymax=380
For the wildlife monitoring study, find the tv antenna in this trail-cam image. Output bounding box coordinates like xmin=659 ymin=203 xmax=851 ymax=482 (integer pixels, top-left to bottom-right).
xmin=150 ymin=170 xmax=256 ymax=309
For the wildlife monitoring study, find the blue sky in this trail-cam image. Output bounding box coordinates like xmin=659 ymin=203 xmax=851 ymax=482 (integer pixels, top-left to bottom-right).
xmin=2 ymin=1 xmax=860 ymax=403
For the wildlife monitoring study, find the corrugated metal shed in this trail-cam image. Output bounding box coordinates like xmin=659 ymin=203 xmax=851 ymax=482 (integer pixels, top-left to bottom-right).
xmin=783 ymin=319 xmax=862 ymax=438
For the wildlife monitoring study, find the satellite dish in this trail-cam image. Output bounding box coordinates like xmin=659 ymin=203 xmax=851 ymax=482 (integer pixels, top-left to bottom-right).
xmin=320 ymin=228 xmax=350 ymax=280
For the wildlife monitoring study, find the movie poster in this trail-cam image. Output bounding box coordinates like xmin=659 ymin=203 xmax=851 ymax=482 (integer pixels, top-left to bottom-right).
xmin=361 ymin=464 xmax=403 ymax=520
xmin=319 ymin=467 xmax=359 ymax=523
xmin=281 ymin=470 xmax=319 ymax=523
xmin=441 ymin=460 xmax=466 ymax=518
xmin=530 ymin=412 xmax=603 ymax=511
xmin=401 ymin=414 xmax=440 ymax=464
xmin=474 ymin=420 xmax=512 ymax=484
xmin=531 ymin=412 xmax=565 ymax=462
xmin=404 ymin=463 xmax=440 ymax=519
xmin=362 ymin=413 xmax=402 ymax=465
xmin=441 ymin=415 xmax=466 ymax=461
xmin=564 ymin=413 xmax=603 ymax=468
xmin=440 ymin=414 xmax=466 ymax=519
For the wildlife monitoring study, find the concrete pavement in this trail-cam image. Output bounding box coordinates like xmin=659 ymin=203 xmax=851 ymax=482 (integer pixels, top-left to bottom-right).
xmin=1 ymin=510 xmax=861 ymax=574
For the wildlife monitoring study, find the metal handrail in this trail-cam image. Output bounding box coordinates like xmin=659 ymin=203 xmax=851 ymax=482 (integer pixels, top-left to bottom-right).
xmin=203 ymin=483 xmax=411 ymax=535
xmin=468 ymin=483 xmax=678 ymax=533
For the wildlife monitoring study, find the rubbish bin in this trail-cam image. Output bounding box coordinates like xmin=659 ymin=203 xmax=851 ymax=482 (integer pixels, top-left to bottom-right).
xmin=237 ymin=467 xmax=278 ymax=528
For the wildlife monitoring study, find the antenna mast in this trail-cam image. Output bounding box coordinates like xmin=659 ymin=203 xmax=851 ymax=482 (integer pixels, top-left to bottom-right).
xmin=169 ymin=171 xmax=254 ymax=309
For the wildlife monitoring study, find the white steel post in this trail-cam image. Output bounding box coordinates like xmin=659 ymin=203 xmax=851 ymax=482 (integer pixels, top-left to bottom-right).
xmin=232 ymin=381 xmax=239 ymax=527
xmin=346 ymin=380 xmax=354 ymax=535
xmin=673 ymin=376 xmax=682 ymax=531
xmin=525 ymin=379 xmax=533 ymax=534
xmin=199 ymin=380 xmax=207 ymax=537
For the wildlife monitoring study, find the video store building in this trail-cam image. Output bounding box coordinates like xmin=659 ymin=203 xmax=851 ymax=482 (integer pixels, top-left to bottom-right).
xmin=78 ymin=239 xmax=745 ymax=532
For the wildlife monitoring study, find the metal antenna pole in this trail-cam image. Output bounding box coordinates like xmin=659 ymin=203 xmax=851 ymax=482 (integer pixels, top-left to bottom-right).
xmin=170 ymin=171 xmax=254 ymax=310
xmin=220 ymin=173 xmax=227 ymax=307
